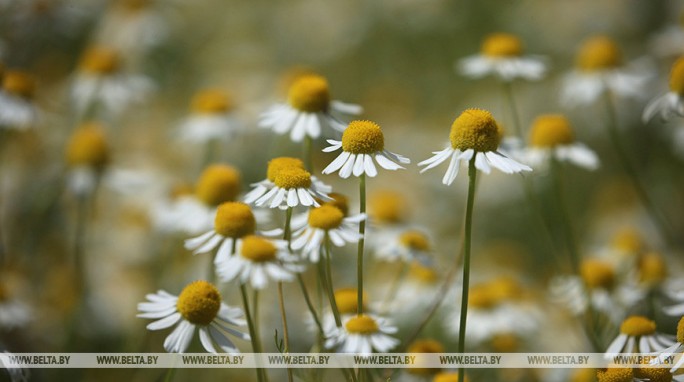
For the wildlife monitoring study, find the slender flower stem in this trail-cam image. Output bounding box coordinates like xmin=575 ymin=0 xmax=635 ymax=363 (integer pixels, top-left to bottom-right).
xmin=296 ymin=273 xmax=325 ymax=335
xmin=323 ymin=232 xmax=342 ymax=327
xmin=503 ymin=81 xmax=523 ymax=138
xmin=550 ymin=158 xmax=580 ymax=274
xmin=457 ymin=157 xmax=477 ymax=382
xmin=603 ymin=90 xmax=676 ymax=246
xmin=381 ymin=262 xmax=408 ymax=314
xmin=163 ymin=365 xmax=177 ymax=382
xmin=281 ymin=207 xmax=294 ymax=382
xmin=304 ymin=135 xmax=314 ymax=173
xmin=357 ymin=174 xmax=366 ymax=316
xmin=74 ymin=195 xmax=89 ymax=296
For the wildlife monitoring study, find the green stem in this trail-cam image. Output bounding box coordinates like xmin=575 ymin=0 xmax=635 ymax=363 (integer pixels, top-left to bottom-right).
xmin=163 ymin=366 xmax=177 ymax=382
xmin=284 ymin=207 xmax=293 ymax=251
xmin=550 ymin=158 xmax=580 ymax=274
xmin=74 ymin=195 xmax=89 ymax=296
xmin=503 ymin=81 xmax=523 ymax=138
xmin=457 ymin=157 xmax=477 ymax=382
xmin=323 ymin=233 xmax=342 ymax=327
xmin=240 ymin=284 xmax=264 ymax=382
xmin=281 ymin=207 xmax=293 ymax=382
xmin=357 ymin=174 xmax=366 ymax=316
xmin=304 ymin=135 xmax=314 ymax=173
xmin=296 ymin=273 xmax=325 ymax=336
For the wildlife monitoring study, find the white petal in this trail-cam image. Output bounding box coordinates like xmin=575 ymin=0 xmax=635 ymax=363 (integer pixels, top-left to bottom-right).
xmin=199 ymin=327 xmax=218 ymax=353
xmin=339 ymin=154 xmax=356 ymax=178
xmin=322 ymin=151 xmax=350 ymax=174
xmin=147 ymin=312 xmax=182 ymax=330
xmin=353 ymin=154 xmax=366 ymax=177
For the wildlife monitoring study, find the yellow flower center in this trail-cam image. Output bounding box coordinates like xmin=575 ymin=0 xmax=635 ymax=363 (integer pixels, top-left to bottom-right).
xmin=634 ymin=367 xmax=673 ymax=382
xmin=677 ymin=316 xmax=684 ymax=344
xmin=528 ymin=114 xmax=575 ymax=148
xmin=3 ymin=70 xmax=35 ymax=99
xmin=191 ymin=89 xmax=233 ymax=114
xmin=287 ymin=74 xmax=330 ymax=113
xmin=65 ymin=122 xmax=110 ymax=168
xmin=341 ymin=120 xmax=385 ymax=154
xmin=240 ymin=235 xmax=277 ymax=262
xmin=308 ymin=205 xmax=344 ymax=230
xmin=468 ymin=284 xmax=498 ymax=309
xmin=669 ymin=58 xmax=684 ymax=95
xmin=369 ymin=190 xmax=406 ymax=224
xmin=322 ymin=192 xmax=349 ymax=216
xmin=399 ymin=230 xmax=431 ymax=251
xmin=576 ymin=36 xmax=622 ymax=71
xmin=266 ymin=157 xmax=305 ymax=182
xmin=432 ymin=372 xmax=468 ymax=382
xmin=639 ymin=252 xmax=667 ymax=285
xmin=449 ymin=109 xmax=502 ymax=152
xmin=273 ymin=167 xmax=312 ymax=189
xmin=407 ymin=339 xmax=444 ymax=375
xmin=612 ymin=227 xmax=644 ymax=255
xmin=334 ymin=288 xmax=367 ymax=314
xmin=620 ymin=315 xmax=656 ymax=336
xmin=345 ymin=315 xmax=379 ymax=334
xmin=80 ymin=46 xmax=120 ymax=75
xmin=491 ymin=333 xmax=520 ymax=353
xmin=580 ymin=259 xmax=615 ymax=290
xmin=409 ymin=262 xmax=438 ymax=283
xmin=481 ymin=33 xmax=524 ymax=58
xmin=487 ymin=276 xmax=523 ymax=302
xmin=176 ymin=280 xmax=221 ymax=326
xmin=195 ymin=164 xmax=241 ymax=206
xmin=570 ymin=369 xmax=598 ymax=382
xmin=596 ymin=368 xmax=633 ymax=382
xmin=214 ymin=202 xmax=256 ymax=238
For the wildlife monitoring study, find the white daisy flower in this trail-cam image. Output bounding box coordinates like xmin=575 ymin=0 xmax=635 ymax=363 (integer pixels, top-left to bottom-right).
xmin=375 ymin=229 xmax=433 ymax=264
xmin=653 ymin=316 xmax=684 ymax=373
xmin=381 ymin=262 xmax=442 ymax=318
xmin=311 ymin=288 xmax=368 ymax=334
xmin=291 ymin=204 xmax=364 ymax=263
xmin=64 ymin=122 xmax=110 ymax=198
xmin=324 ymin=313 xmax=399 ymax=354
xmin=176 ymin=89 xmax=241 ymax=143
xmin=0 ymin=351 xmax=30 ymax=382
xmin=605 ymin=315 xmax=675 ymax=357
xmin=521 ymin=114 xmax=599 ymax=171
xmin=418 ymin=109 xmax=531 ymax=185
xmin=259 ymin=73 xmax=362 ymax=142
xmin=643 ymin=57 xmax=684 ymax=123
xmin=322 ymin=120 xmax=410 ymax=178
xmin=458 ymin=33 xmax=547 ymax=82
xmin=0 ymin=284 xmax=31 ymax=330
xmin=70 ymin=46 xmax=153 ymax=119
xmin=216 ymin=235 xmax=303 ymax=290
xmin=137 ymin=280 xmax=249 ymax=353
xmin=0 ymin=70 xmax=39 ymax=130
xmin=560 ymin=36 xmax=650 ymax=107
xmin=596 ymin=366 xmax=672 ymax=382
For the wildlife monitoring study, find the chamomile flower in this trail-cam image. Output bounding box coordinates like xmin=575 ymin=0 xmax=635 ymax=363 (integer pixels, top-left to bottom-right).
xmin=70 ymin=45 xmax=153 ymax=118
xmin=375 ymin=229 xmax=433 ymax=264
xmin=177 ymin=89 xmax=241 ymax=143
xmin=291 ymin=204 xmax=365 ymax=262
xmin=259 ymin=73 xmax=362 ymax=142
xmin=653 ymin=316 xmax=684 ymax=373
xmin=522 ymin=114 xmax=599 ymax=171
xmin=322 ymin=120 xmax=410 ymax=178
xmin=605 ymin=315 xmax=675 ymax=356
xmin=0 ymin=70 xmax=39 ymax=130
xmin=643 ymin=58 xmax=684 ymax=123
xmin=324 ymin=313 xmax=399 ymax=354
xmin=596 ymin=366 xmax=673 ymax=382
xmin=215 ymin=235 xmax=303 ymax=290
xmin=418 ymin=109 xmax=531 ymax=185
xmin=365 ymin=189 xmax=411 ymax=253
xmin=560 ymin=36 xmax=650 ymax=107
xmin=403 ymin=339 xmax=445 ymax=379
xmin=458 ymin=33 xmax=547 ymax=82
xmin=137 ymin=280 xmax=249 ymax=353
xmin=0 ymin=283 xmax=31 ymax=330
xmin=316 ymin=288 xmax=369 ymax=333
xmin=244 ymin=157 xmax=331 ymax=208
xmin=64 ymin=122 xmax=110 ymax=197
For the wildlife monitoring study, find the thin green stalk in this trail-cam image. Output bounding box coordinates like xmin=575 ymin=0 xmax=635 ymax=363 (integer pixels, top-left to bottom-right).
xmin=240 ymin=284 xmax=264 ymax=382
xmin=163 ymin=365 xmax=177 ymax=382
xmin=296 ymin=273 xmax=325 ymax=336
xmin=381 ymin=262 xmax=408 ymax=314
xmin=73 ymin=195 xmax=89 ymax=296
xmin=550 ymin=158 xmax=580 ymax=274
xmin=503 ymin=81 xmax=523 ymax=138
xmin=357 ymin=174 xmax=366 ymax=316
xmin=281 ymin=207 xmax=294 ymax=382
xmin=603 ymin=90 xmax=676 ymax=246
xmin=457 ymin=157 xmax=477 ymax=382
xmin=323 ymin=233 xmax=342 ymax=327
xmin=304 ymin=135 xmax=314 ymax=173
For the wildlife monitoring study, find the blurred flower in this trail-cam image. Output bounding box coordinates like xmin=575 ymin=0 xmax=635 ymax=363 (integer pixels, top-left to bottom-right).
xmin=137 ymin=280 xmax=249 ymax=353
xmin=291 ymin=204 xmax=364 ymax=263
xmin=322 ymin=120 xmax=410 ymax=178
xmin=64 ymin=122 xmax=110 ymax=197
xmin=259 ymin=73 xmax=362 ymax=142
xmin=431 ymin=372 xmax=469 ymax=382
xmin=0 ymin=282 xmax=31 ymax=330
xmin=402 ymin=339 xmax=445 ymax=379
xmin=596 ymin=366 xmax=672 ymax=382
xmin=0 ymin=70 xmax=39 ymax=130
xmin=605 ymin=315 xmax=674 ymax=356
xmin=653 ymin=316 xmax=684 ymax=373
xmin=418 ymin=109 xmax=531 ymax=185
xmin=649 ymin=12 xmax=684 ymax=58
xmin=458 ymin=33 xmax=547 ymax=82
xmin=375 ymin=229 xmax=433 ymax=264
xmin=317 ymin=287 xmax=369 ymax=333
xmin=324 ymin=313 xmax=399 ymax=354
xmin=216 ymin=235 xmax=302 ymax=290
xmin=176 ymin=89 xmax=241 ymax=144
xmin=643 ymin=57 xmax=684 ymax=123
xmin=560 ymin=36 xmax=650 ymax=107
xmin=0 ymin=351 xmax=29 ymax=382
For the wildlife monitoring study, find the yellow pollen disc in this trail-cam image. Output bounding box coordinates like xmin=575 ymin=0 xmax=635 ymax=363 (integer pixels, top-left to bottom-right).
xmin=576 ymin=36 xmax=622 ymax=71
xmin=240 ymin=235 xmax=277 ymax=262
xmin=273 ymin=167 xmax=312 ymax=189
xmin=487 ymin=276 xmax=522 ymax=302
xmin=170 ymin=182 xmax=194 ymax=199
xmin=369 ymin=190 xmax=406 ymax=224
xmin=570 ymin=368 xmax=598 ymax=382
xmin=409 ymin=262 xmax=438 ymax=283
xmin=345 ymin=315 xmax=378 ymax=334
xmin=80 ymin=46 xmax=120 ymax=75
xmin=323 ymin=192 xmax=349 ymax=216
xmin=596 ymin=368 xmax=633 ymax=382
xmin=214 ymin=202 xmax=256 ymax=238
xmin=670 ymin=58 xmax=684 ymax=95
xmin=491 ymin=333 xmax=519 ymax=353
xmin=334 ymin=288 xmax=366 ymax=314
xmin=634 ymin=367 xmax=673 ymax=382
xmin=191 ymin=89 xmax=233 ymax=114
xmin=432 ymin=372 xmax=469 ymax=382
xmin=407 ymin=339 xmax=444 ymax=375
xmin=481 ymin=33 xmax=524 ymax=58
xmin=287 ymin=74 xmax=330 ymax=113
xmin=308 ymin=205 xmax=344 ymax=230
xmin=3 ymin=70 xmax=35 ymax=99
xmin=449 ymin=109 xmax=502 ymax=152
xmin=528 ymin=114 xmax=575 ymax=148
xmin=468 ymin=284 xmax=498 ymax=309
xmin=639 ymin=252 xmax=667 ymax=285
xmin=195 ymin=164 xmax=241 ymax=206
xmin=612 ymin=227 xmax=644 ymax=255
xmin=66 ymin=122 xmax=110 ymax=168
xmin=580 ymin=259 xmax=615 ymax=290
xmin=399 ymin=230 xmax=431 ymax=251
xmin=341 ymin=120 xmax=385 ymax=154
xmin=676 ymin=316 xmax=684 ymax=344
xmin=620 ymin=315 xmax=656 ymax=336
xmin=266 ymin=157 xmax=305 ymax=182
xmin=176 ymin=280 xmax=221 ymax=326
